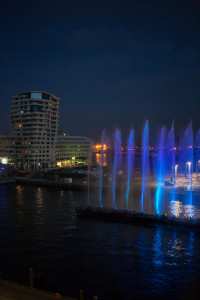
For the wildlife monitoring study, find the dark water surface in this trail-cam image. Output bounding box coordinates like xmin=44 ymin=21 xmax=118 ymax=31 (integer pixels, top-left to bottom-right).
xmin=0 ymin=184 xmax=200 ymax=299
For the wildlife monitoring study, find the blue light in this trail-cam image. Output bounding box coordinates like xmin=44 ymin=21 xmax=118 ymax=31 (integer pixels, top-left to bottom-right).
xmin=126 ymin=129 xmax=134 ymax=210
xmin=140 ymin=121 xmax=149 ymax=213
xmin=155 ymin=127 xmax=166 ymax=215
xmin=113 ymin=129 xmax=121 ymax=209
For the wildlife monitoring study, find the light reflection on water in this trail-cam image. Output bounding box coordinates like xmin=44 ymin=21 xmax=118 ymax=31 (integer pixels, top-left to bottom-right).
xmin=0 ymin=185 xmax=200 ymax=299
xmin=95 ymin=153 xmax=107 ymax=167
xmin=16 ymin=185 xmax=24 ymax=206
xmin=16 ymin=185 xmax=24 ymax=224
xmin=36 ymin=187 xmax=43 ymax=206
xmin=153 ymin=229 xmax=163 ymax=265
xmin=169 ymin=200 xmax=200 ymax=218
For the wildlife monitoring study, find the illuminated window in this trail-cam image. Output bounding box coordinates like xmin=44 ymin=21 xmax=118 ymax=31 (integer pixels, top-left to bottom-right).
xmin=31 ymin=92 xmax=42 ymax=99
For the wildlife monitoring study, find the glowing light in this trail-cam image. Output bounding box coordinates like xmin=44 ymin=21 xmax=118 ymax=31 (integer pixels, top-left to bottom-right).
xmin=141 ymin=121 xmax=149 ymax=213
xmin=1 ymin=158 xmax=8 ymax=164
xmin=94 ymin=144 xmax=108 ymax=151
xmin=175 ymin=164 xmax=178 ymax=177
xmin=187 ymin=161 xmax=192 ymax=175
xmin=126 ymin=129 xmax=134 ymax=210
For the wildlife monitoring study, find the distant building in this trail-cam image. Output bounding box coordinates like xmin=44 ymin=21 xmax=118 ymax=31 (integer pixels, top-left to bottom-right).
xmin=0 ymin=134 xmax=14 ymax=165
xmin=10 ymin=91 xmax=60 ymax=169
xmin=56 ymin=132 xmax=93 ymax=166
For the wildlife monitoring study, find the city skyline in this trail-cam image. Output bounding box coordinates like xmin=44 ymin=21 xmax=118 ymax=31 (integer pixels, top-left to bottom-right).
xmin=0 ymin=0 xmax=200 ymax=141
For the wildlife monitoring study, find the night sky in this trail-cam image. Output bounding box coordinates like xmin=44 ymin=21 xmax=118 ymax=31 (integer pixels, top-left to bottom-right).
xmin=0 ymin=0 xmax=200 ymax=142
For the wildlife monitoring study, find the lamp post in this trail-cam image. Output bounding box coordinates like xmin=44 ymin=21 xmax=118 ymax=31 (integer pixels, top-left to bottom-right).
xmin=175 ymin=164 xmax=178 ymax=179
xmin=197 ymin=160 xmax=200 ymax=181
xmin=186 ymin=161 xmax=192 ymax=178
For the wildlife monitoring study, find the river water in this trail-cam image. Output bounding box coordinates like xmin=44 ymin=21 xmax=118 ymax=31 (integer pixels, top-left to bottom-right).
xmin=0 ymin=184 xmax=200 ymax=299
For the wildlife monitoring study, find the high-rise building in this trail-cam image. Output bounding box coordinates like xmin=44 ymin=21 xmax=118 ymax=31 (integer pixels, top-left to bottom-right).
xmin=10 ymin=91 xmax=60 ymax=169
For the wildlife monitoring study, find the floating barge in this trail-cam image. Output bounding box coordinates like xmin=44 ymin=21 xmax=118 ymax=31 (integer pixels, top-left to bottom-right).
xmin=76 ymin=206 xmax=200 ymax=229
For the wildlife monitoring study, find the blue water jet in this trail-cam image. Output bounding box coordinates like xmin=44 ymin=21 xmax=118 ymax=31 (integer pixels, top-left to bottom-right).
xmin=187 ymin=123 xmax=193 ymax=217
xmin=113 ymin=129 xmax=122 ymax=210
xmin=140 ymin=121 xmax=149 ymax=213
xmin=126 ymin=129 xmax=134 ymax=210
xmin=167 ymin=122 xmax=176 ymax=216
xmin=180 ymin=123 xmax=193 ymax=217
xmin=155 ymin=127 xmax=166 ymax=215
xmin=195 ymin=129 xmax=200 ymax=180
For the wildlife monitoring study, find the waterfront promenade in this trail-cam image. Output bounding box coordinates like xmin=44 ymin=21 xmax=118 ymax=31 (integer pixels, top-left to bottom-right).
xmin=0 ymin=279 xmax=76 ymax=300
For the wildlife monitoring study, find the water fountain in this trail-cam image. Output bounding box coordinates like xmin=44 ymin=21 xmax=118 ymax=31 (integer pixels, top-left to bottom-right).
xmin=167 ymin=122 xmax=176 ymax=216
xmin=77 ymin=122 xmax=200 ymax=229
xmin=182 ymin=123 xmax=193 ymax=218
xmin=113 ymin=129 xmax=122 ymax=210
xmin=140 ymin=121 xmax=150 ymax=213
xmin=155 ymin=127 xmax=166 ymax=215
xmin=126 ymin=129 xmax=134 ymax=210
xmin=195 ymin=129 xmax=200 ymax=181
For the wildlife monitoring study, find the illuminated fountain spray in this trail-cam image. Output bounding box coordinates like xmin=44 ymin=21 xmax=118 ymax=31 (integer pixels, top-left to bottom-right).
xmin=99 ymin=130 xmax=105 ymax=208
xmin=126 ymin=129 xmax=134 ymax=210
xmin=155 ymin=127 xmax=166 ymax=215
xmin=181 ymin=123 xmax=193 ymax=218
xmin=187 ymin=123 xmax=193 ymax=218
xmin=195 ymin=129 xmax=200 ymax=181
xmin=167 ymin=122 xmax=176 ymax=216
xmin=140 ymin=121 xmax=149 ymax=213
xmin=113 ymin=129 xmax=122 ymax=209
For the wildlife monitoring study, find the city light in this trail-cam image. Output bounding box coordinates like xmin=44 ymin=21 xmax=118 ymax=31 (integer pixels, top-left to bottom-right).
xmin=94 ymin=144 xmax=108 ymax=151
xmin=1 ymin=158 xmax=8 ymax=164
xmin=187 ymin=161 xmax=192 ymax=175
xmin=175 ymin=164 xmax=178 ymax=177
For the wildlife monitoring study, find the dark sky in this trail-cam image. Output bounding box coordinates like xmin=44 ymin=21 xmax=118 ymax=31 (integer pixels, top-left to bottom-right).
xmin=0 ymin=0 xmax=200 ymax=142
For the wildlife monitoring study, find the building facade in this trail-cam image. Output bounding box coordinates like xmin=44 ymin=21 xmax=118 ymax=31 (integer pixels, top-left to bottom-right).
xmin=0 ymin=134 xmax=14 ymax=165
xmin=56 ymin=132 xmax=93 ymax=166
xmin=10 ymin=91 xmax=60 ymax=169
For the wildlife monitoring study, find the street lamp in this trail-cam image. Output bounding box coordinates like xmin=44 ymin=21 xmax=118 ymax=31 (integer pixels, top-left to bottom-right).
xmin=187 ymin=161 xmax=192 ymax=176
xmin=175 ymin=164 xmax=178 ymax=178
xmin=197 ymin=160 xmax=200 ymax=181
